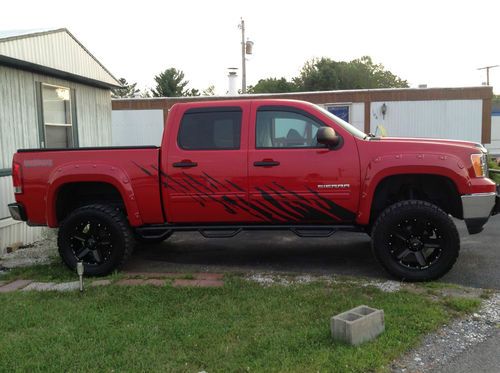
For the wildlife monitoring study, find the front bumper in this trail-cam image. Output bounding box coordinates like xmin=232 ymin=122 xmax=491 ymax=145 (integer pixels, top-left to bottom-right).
xmin=461 ymin=191 xmax=498 ymax=234
xmin=8 ymin=203 xmax=27 ymax=221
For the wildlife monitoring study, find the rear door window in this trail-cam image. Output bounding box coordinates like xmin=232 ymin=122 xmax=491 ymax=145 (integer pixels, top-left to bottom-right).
xmin=178 ymin=109 xmax=242 ymax=150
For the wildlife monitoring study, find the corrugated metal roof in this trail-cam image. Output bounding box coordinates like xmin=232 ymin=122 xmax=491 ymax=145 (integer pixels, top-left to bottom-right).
xmin=0 ymin=28 xmax=120 ymax=88
xmin=0 ymin=28 xmax=59 ymax=40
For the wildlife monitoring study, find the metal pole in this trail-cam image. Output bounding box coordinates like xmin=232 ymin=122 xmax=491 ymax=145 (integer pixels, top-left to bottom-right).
xmin=477 ymin=65 xmax=499 ymax=86
xmin=240 ymin=18 xmax=246 ymax=94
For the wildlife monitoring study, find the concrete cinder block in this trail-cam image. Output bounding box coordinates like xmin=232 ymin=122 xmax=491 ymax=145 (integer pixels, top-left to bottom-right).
xmin=331 ymin=305 xmax=384 ymax=346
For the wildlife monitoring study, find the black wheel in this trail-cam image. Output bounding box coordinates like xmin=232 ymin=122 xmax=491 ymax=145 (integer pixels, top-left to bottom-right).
xmin=58 ymin=204 xmax=135 ymax=276
xmin=371 ymin=200 xmax=460 ymax=281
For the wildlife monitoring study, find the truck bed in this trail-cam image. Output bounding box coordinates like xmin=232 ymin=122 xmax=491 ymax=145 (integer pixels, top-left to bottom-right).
xmin=13 ymin=146 xmax=165 ymax=227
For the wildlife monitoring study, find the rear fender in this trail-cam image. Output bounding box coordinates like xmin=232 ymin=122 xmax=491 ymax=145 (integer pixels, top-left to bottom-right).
xmin=46 ymin=163 xmax=142 ymax=227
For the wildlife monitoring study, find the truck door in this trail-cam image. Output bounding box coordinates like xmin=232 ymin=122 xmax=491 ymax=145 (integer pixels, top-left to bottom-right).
xmin=163 ymin=103 xmax=255 ymax=223
xmin=247 ymin=103 xmax=360 ymax=224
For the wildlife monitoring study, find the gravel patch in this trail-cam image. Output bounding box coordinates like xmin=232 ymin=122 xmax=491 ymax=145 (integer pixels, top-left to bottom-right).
xmin=22 ymin=282 xmax=57 ymax=292
xmin=21 ymin=281 xmax=80 ymax=292
xmin=246 ymin=273 xmax=291 ymax=286
xmin=51 ymin=281 xmax=80 ymax=292
xmin=245 ymin=273 xmax=403 ymax=293
xmin=391 ymin=292 xmax=500 ymax=372
xmin=245 ymin=273 xmax=342 ymax=287
xmin=0 ymin=234 xmax=57 ymax=268
xmin=363 ymin=280 xmax=402 ymax=293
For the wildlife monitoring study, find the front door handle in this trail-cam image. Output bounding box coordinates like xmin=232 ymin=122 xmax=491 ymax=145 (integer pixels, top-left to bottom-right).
xmin=173 ymin=161 xmax=198 ymax=168
xmin=254 ymin=160 xmax=280 ymax=167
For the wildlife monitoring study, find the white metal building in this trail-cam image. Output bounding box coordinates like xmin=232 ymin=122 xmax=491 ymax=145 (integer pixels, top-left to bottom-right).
xmin=488 ymin=103 xmax=500 ymax=156
xmin=0 ymin=28 xmax=120 ymax=253
xmin=112 ymin=87 xmax=492 ymax=147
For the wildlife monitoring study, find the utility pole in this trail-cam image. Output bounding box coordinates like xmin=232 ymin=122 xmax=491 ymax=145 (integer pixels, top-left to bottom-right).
xmin=239 ymin=18 xmax=247 ymax=94
xmin=477 ymin=65 xmax=499 ymax=85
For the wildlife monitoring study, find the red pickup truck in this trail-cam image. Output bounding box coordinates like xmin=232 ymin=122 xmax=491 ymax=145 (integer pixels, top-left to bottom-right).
xmin=8 ymin=99 xmax=499 ymax=280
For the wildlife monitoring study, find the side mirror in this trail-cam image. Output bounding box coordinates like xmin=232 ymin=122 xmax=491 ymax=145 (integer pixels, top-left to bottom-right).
xmin=317 ymin=127 xmax=341 ymax=148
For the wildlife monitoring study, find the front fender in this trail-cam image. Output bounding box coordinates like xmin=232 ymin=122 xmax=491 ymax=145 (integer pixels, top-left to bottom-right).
xmin=356 ymin=152 xmax=470 ymax=225
xmin=46 ymin=162 xmax=143 ymax=227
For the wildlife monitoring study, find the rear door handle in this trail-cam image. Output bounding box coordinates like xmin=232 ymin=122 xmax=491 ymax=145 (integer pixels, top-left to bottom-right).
xmin=173 ymin=161 xmax=198 ymax=168
xmin=254 ymin=160 xmax=280 ymax=167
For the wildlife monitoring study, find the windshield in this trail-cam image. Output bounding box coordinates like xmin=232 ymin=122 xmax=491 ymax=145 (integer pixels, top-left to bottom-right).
xmin=315 ymin=105 xmax=367 ymax=139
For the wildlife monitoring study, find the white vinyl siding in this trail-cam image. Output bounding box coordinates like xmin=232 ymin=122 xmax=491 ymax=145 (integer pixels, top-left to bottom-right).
xmin=0 ymin=65 xmax=112 ymax=170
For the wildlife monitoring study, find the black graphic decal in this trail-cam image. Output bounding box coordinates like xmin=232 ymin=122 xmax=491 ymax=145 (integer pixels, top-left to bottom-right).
xmin=132 ymin=161 xmax=153 ymax=176
xmin=236 ymin=196 xmax=274 ymax=221
xmin=183 ymin=172 xmax=216 ymax=194
xmin=272 ymin=182 xmax=310 ymax=203
xmin=253 ymin=200 xmax=297 ymax=222
xmin=156 ymin=171 xmax=355 ymax=223
xmin=225 ymin=179 xmax=245 ymax=192
xmin=182 ymin=176 xmax=236 ymax=214
xmin=200 ymin=175 xmax=220 ymax=190
xmin=222 ymin=196 xmax=263 ymax=220
xmin=151 ymin=164 xmax=167 ymax=177
xmin=256 ymin=187 xmax=305 ymax=221
xmin=306 ymin=187 xmax=356 ymax=221
xmin=202 ymin=172 xmax=231 ymax=191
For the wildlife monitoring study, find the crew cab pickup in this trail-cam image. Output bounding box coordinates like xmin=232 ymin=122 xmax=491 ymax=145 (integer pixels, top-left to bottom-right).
xmin=8 ymin=99 xmax=500 ymax=280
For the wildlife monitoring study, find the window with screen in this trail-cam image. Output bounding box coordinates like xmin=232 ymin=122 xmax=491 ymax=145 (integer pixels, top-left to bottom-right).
xmin=256 ymin=110 xmax=324 ymax=148
xmin=178 ymin=109 xmax=242 ymax=150
xmin=41 ymin=84 xmax=75 ymax=148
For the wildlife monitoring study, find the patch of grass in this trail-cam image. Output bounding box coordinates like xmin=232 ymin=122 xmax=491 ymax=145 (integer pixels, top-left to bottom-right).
xmin=0 ymin=261 xmax=75 ymax=282
xmin=420 ymin=281 xmax=463 ymax=290
xmin=441 ymin=296 xmax=481 ymax=314
xmin=0 ymin=277 xmax=475 ymax=373
xmin=0 ymin=260 xmax=124 ymax=283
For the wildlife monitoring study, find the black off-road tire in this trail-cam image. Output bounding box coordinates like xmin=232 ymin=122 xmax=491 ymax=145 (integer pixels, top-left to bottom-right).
xmin=58 ymin=204 xmax=135 ymax=276
xmin=371 ymin=200 xmax=460 ymax=281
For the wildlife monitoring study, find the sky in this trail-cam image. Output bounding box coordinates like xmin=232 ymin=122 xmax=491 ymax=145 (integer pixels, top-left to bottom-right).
xmin=1 ymin=0 xmax=499 ymax=95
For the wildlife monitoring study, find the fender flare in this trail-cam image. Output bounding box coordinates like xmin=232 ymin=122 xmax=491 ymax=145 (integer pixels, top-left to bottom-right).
xmin=356 ymin=153 xmax=470 ymax=225
xmin=45 ymin=162 xmax=142 ymax=227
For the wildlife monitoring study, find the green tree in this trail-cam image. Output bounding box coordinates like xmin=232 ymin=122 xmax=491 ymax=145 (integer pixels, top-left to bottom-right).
xmin=295 ymin=56 xmax=409 ymax=91
xmin=151 ymin=68 xmax=190 ymax=97
xmin=140 ymin=90 xmax=152 ymax=98
xmin=185 ymin=88 xmax=201 ymax=97
xmin=111 ymin=78 xmax=140 ymax=98
xmin=247 ymin=77 xmax=299 ymax=93
xmin=202 ymin=85 xmax=216 ymax=96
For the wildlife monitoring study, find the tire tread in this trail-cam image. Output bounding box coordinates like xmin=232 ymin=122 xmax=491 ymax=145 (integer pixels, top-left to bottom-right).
xmin=57 ymin=204 xmax=134 ymax=275
xmin=371 ymin=200 xmax=460 ymax=281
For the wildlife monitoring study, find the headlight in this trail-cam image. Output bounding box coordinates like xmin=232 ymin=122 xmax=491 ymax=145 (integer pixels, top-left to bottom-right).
xmin=471 ymin=153 xmax=488 ymax=177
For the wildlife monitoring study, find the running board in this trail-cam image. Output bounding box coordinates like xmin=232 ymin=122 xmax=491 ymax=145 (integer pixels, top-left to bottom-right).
xmin=134 ymin=224 xmax=361 ymax=240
